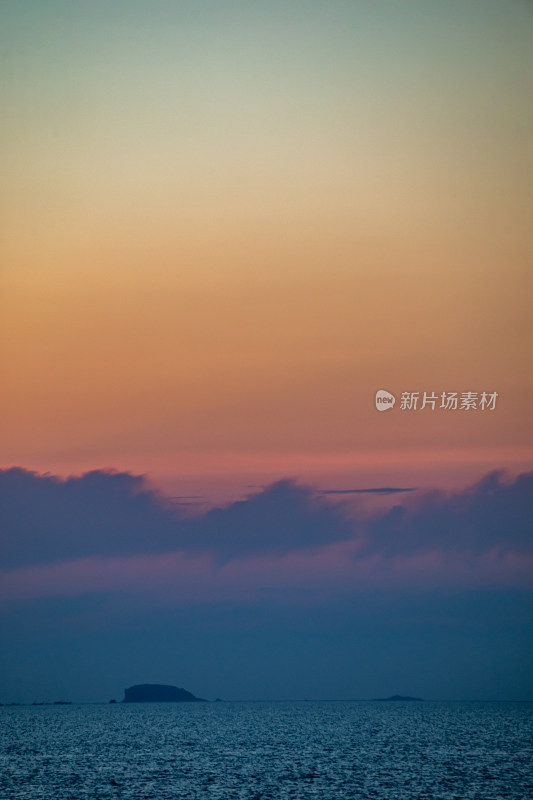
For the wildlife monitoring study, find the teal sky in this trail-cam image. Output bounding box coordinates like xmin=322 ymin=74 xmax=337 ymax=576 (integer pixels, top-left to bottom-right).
xmin=3 ymin=0 xmax=532 ymax=241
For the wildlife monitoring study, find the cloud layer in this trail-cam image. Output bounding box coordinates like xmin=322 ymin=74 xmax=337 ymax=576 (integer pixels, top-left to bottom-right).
xmin=1 ymin=467 xmax=532 ymax=604
xmin=1 ymin=467 xmax=532 ymax=703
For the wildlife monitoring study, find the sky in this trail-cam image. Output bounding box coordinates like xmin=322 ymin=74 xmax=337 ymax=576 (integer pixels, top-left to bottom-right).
xmin=1 ymin=1 xmax=532 ymax=703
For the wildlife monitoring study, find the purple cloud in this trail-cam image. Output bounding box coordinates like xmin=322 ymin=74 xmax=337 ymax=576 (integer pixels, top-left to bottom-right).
xmin=1 ymin=468 xmax=531 ymax=571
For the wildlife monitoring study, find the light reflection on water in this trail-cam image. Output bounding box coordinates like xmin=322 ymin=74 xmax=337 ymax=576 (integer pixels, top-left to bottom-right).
xmin=1 ymin=701 xmax=532 ymax=799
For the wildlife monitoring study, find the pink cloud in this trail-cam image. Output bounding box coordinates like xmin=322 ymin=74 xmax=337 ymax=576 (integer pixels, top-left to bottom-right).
xmin=1 ymin=541 xmax=531 ymax=608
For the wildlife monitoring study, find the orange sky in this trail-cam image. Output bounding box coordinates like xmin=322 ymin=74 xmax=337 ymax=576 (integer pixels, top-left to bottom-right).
xmin=1 ymin=1 xmax=532 ymax=502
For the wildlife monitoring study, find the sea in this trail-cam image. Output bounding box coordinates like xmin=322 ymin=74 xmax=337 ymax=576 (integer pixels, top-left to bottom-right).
xmin=1 ymin=701 xmax=532 ymax=799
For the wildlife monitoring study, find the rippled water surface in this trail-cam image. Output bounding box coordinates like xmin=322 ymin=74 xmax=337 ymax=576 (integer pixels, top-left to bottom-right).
xmin=1 ymin=701 xmax=532 ymax=799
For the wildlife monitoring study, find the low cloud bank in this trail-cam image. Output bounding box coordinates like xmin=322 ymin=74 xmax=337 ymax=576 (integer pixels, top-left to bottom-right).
xmin=1 ymin=467 xmax=531 ymax=603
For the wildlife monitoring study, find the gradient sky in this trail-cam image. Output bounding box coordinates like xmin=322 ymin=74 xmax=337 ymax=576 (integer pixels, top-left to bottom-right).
xmin=1 ymin=2 xmax=532 ymax=703
xmin=1 ymin=0 xmax=532 ymax=502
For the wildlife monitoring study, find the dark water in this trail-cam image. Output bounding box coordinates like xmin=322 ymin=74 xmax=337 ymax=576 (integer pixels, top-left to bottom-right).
xmin=1 ymin=701 xmax=532 ymax=799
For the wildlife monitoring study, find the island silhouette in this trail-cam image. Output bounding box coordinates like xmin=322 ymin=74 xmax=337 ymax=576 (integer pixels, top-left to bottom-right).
xmin=372 ymin=694 xmax=423 ymax=702
xmin=122 ymin=684 xmax=205 ymax=702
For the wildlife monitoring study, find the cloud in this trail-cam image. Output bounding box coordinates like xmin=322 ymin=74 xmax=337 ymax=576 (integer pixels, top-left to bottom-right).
xmin=2 ymin=539 xmax=531 ymax=608
xmin=1 ymin=467 xmax=531 ymax=587
xmin=321 ymin=487 xmax=417 ymax=495
xmin=0 ymin=471 xmax=356 ymax=568
xmin=361 ymin=470 xmax=533 ymax=558
xmin=191 ymin=479 xmax=356 ymax=562
xmin=0 ymin=467 xmax=187 ymax=569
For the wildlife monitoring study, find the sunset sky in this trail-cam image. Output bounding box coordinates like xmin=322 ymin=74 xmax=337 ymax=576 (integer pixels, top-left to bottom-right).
xmin=1 ymin=2 xmax=532 ymax=703
xmin=2 ymin=0 xmax=532 ymax=501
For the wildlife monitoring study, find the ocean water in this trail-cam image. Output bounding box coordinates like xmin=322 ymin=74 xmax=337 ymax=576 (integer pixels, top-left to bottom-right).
xmin=1 ymin=701 xmax=532 ymax=799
